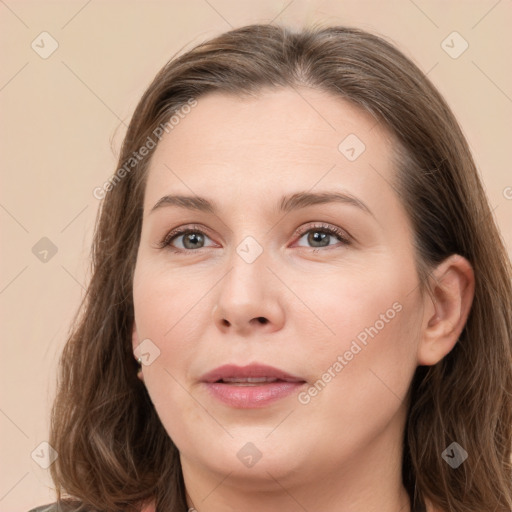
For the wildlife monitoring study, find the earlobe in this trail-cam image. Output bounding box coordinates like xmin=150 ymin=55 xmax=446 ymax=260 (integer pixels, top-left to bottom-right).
xmin=131 ymin=322 xmax=144 ymax=382
xmin=417 ymin=254 xmax=475 ymax=366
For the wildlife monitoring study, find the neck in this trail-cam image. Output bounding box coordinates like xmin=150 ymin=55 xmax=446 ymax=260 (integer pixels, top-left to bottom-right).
xmin=185 ymin=479 xmax=411 ymax=512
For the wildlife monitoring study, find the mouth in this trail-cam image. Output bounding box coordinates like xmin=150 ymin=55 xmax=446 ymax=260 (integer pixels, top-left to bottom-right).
xmin=213 ymin=377 xmax=298 ymax=385
xmin=200 ymin=364 xmax=307 ymax=408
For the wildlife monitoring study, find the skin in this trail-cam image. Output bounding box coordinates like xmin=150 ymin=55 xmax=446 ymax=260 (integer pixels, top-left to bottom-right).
xmin=131 ymin=87 xmax=474 ymax=512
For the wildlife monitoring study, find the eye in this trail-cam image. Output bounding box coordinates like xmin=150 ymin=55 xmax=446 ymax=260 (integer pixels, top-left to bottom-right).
xmin=157 ymin=225 xmax=216 ymax=253
xmin=294 ymin=223 xmax=351 ymax=250
xmin=156 ymin=222 xmax=351 ymax=254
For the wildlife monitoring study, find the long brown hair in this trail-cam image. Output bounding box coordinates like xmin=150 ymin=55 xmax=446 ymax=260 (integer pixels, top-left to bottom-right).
xmin=49 ymin=23 xmax=512 ymax=512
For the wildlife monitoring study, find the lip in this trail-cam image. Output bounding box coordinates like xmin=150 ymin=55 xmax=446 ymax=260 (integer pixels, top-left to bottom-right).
xmin=200 ymin=363 xmax=305 ymax=383
xmin=200 ymin=364 xmax=307 ymax=409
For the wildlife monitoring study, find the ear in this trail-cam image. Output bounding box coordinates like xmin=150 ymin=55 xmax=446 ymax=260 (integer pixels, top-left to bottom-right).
xmin=417 ymin=254 xmax=475 ymax=366
xmin=132 ymin=321 xmax=144 ymax=382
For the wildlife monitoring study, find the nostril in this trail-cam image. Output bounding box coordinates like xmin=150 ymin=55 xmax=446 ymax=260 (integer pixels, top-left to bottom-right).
xmin=257 ymin=317 xmax=268 ymax=324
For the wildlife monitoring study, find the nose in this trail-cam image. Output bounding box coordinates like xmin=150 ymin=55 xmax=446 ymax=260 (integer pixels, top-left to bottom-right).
xmin=212 ymin=250 xmax=285 ymax=336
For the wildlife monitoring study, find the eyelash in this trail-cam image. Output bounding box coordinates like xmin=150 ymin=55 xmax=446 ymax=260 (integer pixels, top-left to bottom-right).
xmin=156 ymin=223 xmax=351 ymax=255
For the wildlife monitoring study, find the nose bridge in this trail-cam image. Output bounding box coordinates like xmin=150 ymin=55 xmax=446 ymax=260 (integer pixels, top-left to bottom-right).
xmin=221 ymin=235 xmax=268 ymax=306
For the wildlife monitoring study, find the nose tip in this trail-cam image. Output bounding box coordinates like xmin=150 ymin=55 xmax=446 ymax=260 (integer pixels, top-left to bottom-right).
xmin=210 ymin=254 xmax=285 ymax=334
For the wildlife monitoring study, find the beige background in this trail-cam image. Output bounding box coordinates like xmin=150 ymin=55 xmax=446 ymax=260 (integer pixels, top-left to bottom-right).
xmin=1 ymin=1 xmax=511 ymax=510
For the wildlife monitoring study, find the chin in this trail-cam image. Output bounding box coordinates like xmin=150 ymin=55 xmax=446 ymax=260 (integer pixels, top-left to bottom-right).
xmin=183 ymin=433 xmax=306 ymax=482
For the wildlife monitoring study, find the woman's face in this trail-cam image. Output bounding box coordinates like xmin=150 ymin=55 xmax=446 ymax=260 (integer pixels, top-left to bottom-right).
xmin=132 ymin=87 xmax=427 ymax=492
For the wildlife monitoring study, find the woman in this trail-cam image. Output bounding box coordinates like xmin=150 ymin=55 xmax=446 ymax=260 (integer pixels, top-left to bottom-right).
xmin=30 ymin=23 xmax=511 ymax=512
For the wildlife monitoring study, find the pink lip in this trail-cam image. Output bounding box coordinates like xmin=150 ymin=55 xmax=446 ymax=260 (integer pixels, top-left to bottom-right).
xmin=200 ymin=363 xmax=305 ymax=383
xmin=200 ymin=364 xmax=306 ymax=409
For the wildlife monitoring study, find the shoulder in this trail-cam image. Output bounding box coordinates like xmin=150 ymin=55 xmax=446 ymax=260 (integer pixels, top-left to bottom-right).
xmin=28 ymin=502 xmax=92 ymax=512
xmin=28 ymin=500 xmax=154 ymax=512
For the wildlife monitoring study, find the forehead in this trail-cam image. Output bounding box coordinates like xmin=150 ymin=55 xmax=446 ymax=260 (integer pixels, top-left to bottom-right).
xmin=143 ymin=87 xmax=398 ymax=214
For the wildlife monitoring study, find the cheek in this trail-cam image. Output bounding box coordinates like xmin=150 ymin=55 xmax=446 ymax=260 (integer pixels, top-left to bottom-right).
xmin=133 ymin=262 xmax=205 ymax=346
xmin=132 ymin=265 xmax=213 ymax=421
xmin=132 ymin=275 xmax=205 ymax=442
xmin=297 ymin=277 xmax=421 ymax=439
xmin=296 ymin=263 xmax=412 ymax=351
xmin=296 ymin=259 xmax=421 ymax=403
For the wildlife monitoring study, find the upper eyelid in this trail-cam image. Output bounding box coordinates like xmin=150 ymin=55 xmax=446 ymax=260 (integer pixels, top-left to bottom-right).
xmin=295 ymin=223 xmax=348 ymax=237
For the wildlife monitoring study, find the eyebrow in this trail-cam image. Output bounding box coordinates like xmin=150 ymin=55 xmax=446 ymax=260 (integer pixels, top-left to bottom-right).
xmin=149 ymin=191 xmax=374 ymax=217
